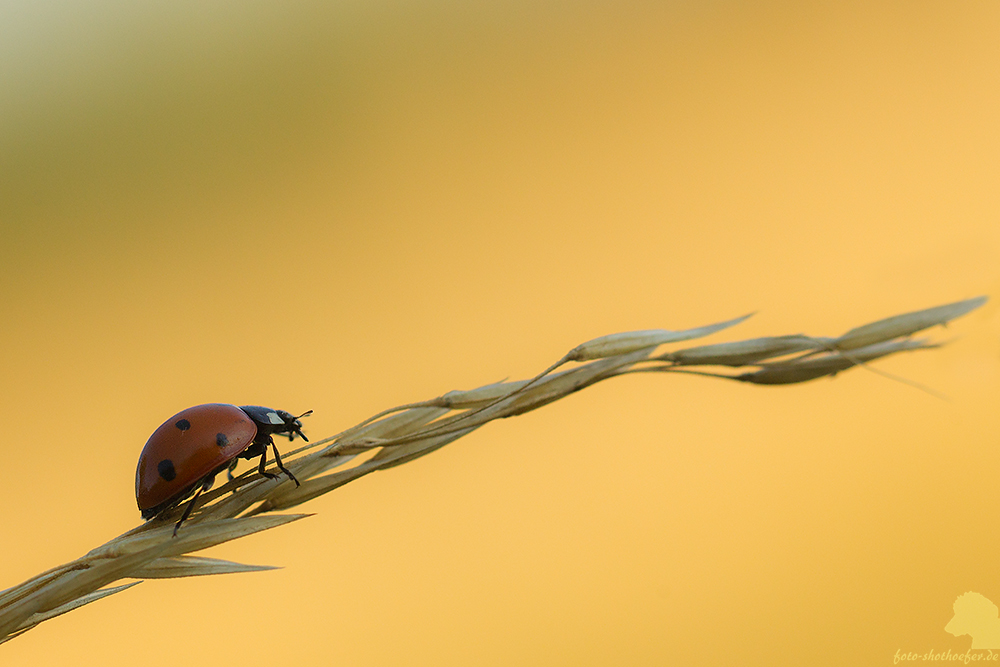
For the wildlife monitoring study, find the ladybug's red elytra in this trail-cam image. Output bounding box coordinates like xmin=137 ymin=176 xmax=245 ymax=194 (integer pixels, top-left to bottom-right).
xmin=136 ymin=403 xmax=311 ymax=536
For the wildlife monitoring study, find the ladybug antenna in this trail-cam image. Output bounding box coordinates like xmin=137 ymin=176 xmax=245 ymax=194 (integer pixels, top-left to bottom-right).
xmin=287 ymin=409 xmax=312 ymax=442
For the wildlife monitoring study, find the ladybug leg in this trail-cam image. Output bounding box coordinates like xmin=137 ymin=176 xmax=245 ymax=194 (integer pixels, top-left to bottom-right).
xmin=226 ymin=458 xmax=239 ymax=483
xmin=269 ymin=439 xmax=300 ymax=487
xmin=257 ymin=442 xmax=279 ymax=480
xmin=253 ymin=435 xmax=299 ymax=486
xmin=173 ymin=476 xmax=214 ymax=537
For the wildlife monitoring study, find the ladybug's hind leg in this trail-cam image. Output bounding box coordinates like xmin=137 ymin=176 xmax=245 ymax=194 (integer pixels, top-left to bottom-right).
xmin=226 ymin=458 xmax=239 ymax=483
xmin=173 ymin=476 xmax=214 ymax=537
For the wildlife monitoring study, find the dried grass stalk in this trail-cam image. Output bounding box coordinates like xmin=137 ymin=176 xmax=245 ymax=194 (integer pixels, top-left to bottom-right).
xmin=0 ymin=297 xmax=986 ymax=643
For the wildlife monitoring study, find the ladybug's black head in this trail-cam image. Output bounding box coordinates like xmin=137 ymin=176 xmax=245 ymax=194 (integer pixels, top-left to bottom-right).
xmin=240 ymin=405 xmax=312 ymax=442
xmin=276 ymin=409 xmax=312 ymax=442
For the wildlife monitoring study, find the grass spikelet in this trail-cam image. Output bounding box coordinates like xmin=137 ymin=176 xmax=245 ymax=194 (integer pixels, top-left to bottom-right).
xmin=131 ymin=556 xmax=279 ymax=579
xmin=0 ymin=297 xmax=985 ymax=643
xmin=0 ymin=583 xmax=141 ymax=645
xmin=732 ymin=338 xmax=939 ymax=385
xmin=658 ymin=335 xmax=829 ymax=366
xmin=833 ymin=296 xmax=987 ymax=350
xmin=566 ymin=313 xmax=754 ymax=361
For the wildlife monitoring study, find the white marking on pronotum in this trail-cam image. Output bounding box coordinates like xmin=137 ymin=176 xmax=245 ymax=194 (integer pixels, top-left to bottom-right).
xmin=267 ymin=412 xmax=283 ymax=424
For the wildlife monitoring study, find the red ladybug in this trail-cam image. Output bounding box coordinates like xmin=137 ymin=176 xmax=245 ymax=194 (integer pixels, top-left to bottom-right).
xmin=136 ymin=404 xmax=311 ymax=535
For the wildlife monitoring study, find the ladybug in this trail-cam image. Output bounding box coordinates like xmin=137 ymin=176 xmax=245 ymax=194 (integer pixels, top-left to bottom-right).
xmin=136 ymin=404 xmax=311 ymax=536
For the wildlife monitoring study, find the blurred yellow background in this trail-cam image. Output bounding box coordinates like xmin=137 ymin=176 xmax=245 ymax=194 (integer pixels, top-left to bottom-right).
xmin=2 ymin=1 xmax=999 ymax=665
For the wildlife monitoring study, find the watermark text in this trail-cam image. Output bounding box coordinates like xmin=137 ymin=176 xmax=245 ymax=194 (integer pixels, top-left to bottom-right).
xmin=894 ymin=649 xmax=1000 ymax=664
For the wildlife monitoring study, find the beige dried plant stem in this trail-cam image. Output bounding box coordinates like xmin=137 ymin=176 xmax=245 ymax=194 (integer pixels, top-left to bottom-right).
xmin=0 ymin=296 xmax=987 ymax=644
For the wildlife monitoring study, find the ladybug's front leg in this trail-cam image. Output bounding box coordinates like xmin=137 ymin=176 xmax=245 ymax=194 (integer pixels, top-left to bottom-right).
xmin=268 ymin=438 xmax=300 ymax=487
xmin=253 ymin=435 xmax=300 ymax=486
xmin=256 ymin=437 xmax=280 ymax=480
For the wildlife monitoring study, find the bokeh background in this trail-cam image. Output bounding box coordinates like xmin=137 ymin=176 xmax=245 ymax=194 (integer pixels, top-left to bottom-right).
xmin=3 ymin=1 xmax=999 ymax=665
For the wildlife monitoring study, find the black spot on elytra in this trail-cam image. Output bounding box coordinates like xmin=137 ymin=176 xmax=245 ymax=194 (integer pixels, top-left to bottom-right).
xmin=216 ymin=432 xmax=229 ymax=447
xmin=158 ymin=459 xmax=177 ymax=481
xmin=175 ymin=419 xmax=191 ymax=431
